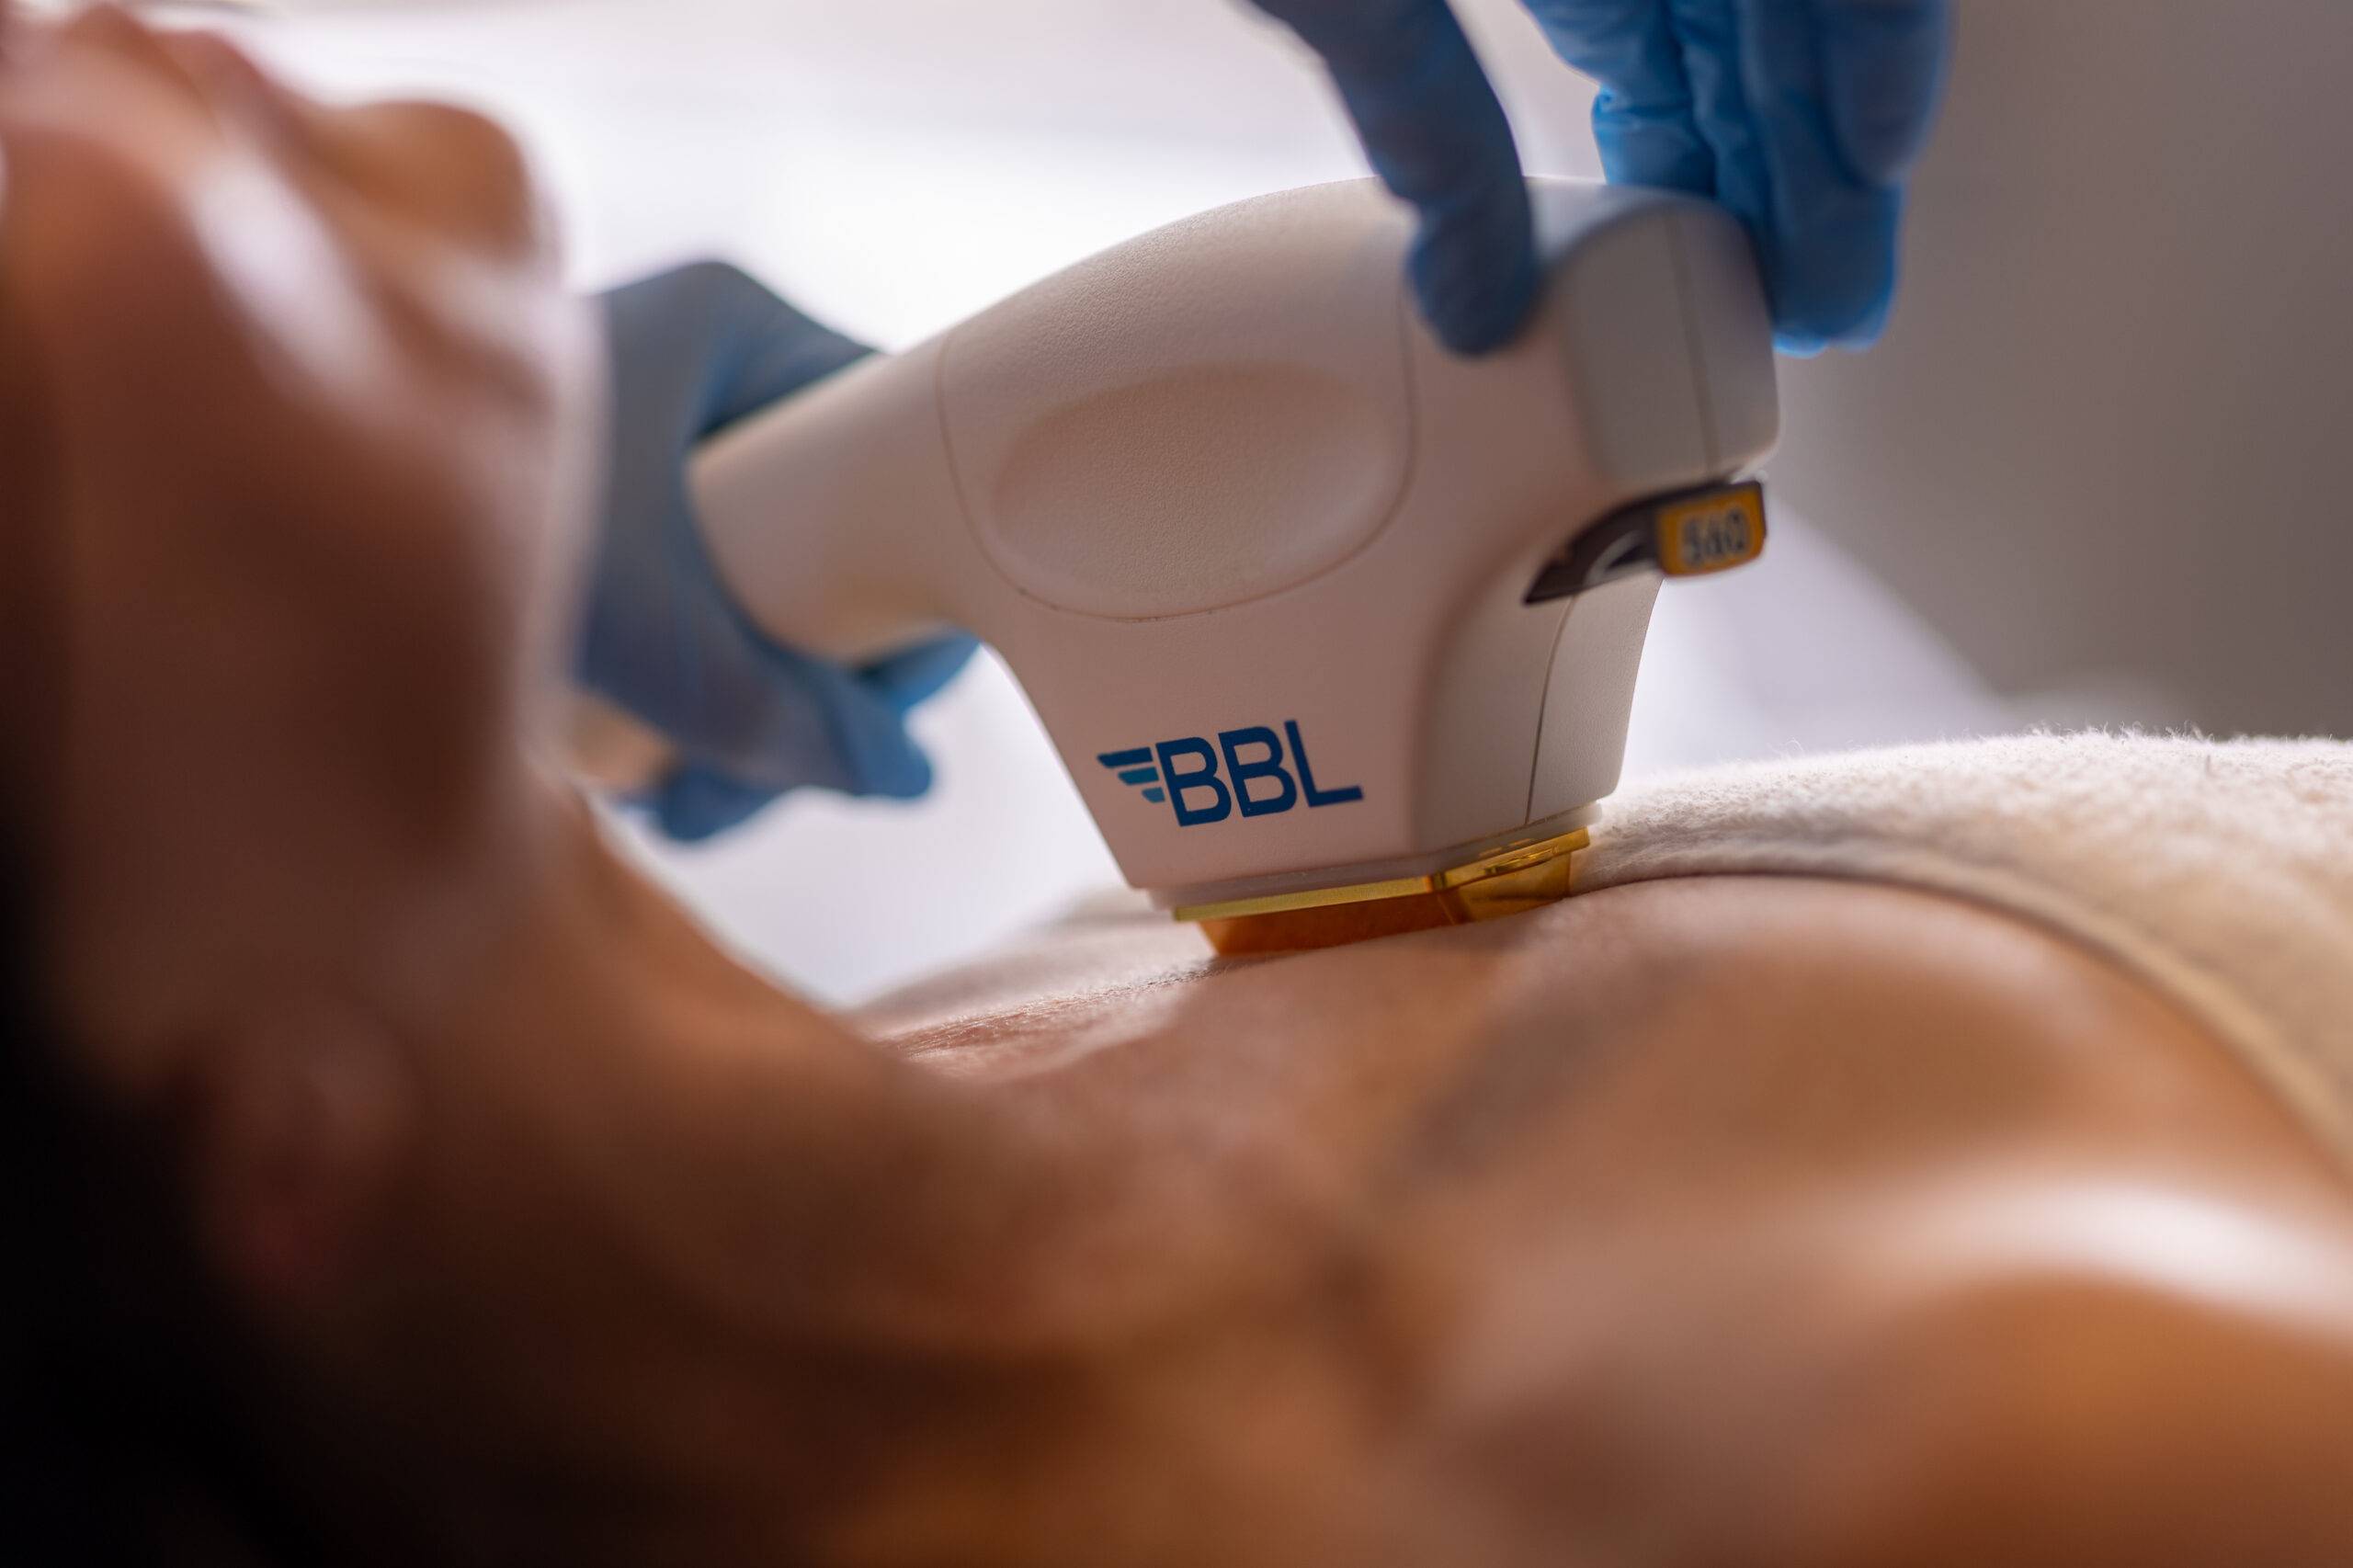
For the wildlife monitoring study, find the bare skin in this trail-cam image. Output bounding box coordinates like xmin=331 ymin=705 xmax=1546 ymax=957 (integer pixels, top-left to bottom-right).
xmin=856 ymin=883 xmax=2353 ymax=1565
xmin=4 ymin=9 xmax=2350 ymax=1565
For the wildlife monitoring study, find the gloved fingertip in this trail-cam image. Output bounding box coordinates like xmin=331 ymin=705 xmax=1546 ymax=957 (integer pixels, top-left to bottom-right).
xmin=816 ymin=668 xmax=945 ymax=800
xmin=862 ymin=743 xmax=938 ymax=801
xmin=1778 ymin=267 xmax=1899 ymax=353
xmin=1840 ymin=290 xmax=1897 ymax=349
xmin=1759 ymin=196 xmax=1904 ymax=355
xmin=1413 ymin=243 xmax=1541 ymax=355
xmin=864 ymin=633 xmax=982 ymax=712
xmin=1772 ymin=283 xmax=1891 ymax=355
xmin=1406 ymin=192 xmax=1542 ymax=356
xmin=652 ymin=767 xmax=781 ymax=843
xmin=1772 ymin=285 xmax=1888 ymax=355
xmin=1833 ymin=117 xmax=1929 ymax=192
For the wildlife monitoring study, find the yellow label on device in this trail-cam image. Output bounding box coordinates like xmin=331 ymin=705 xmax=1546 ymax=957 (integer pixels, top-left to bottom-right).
xmin=1656 ymin=484 xmax=1767 ymax=577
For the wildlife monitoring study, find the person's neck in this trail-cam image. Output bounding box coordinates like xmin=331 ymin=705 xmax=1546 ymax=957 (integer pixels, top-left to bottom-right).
xmin=318 ymin=776 xmax=1286 ymax=1565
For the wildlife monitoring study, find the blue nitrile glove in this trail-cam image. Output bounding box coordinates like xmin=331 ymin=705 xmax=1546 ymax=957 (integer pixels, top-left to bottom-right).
xmin=580 ymin=261 xmax=980 ymax=842
xmin=1251 ymin=0 xmax=1949 ymax=356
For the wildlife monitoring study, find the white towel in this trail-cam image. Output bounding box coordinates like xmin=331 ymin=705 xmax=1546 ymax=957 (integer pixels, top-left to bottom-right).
xmin=1582 ymin=733 xmax=2353 ymax=1175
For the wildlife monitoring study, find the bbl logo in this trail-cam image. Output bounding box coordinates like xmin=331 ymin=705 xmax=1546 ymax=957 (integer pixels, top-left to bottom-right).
xmin=1098 ymin=721 xmax=1363 ymax=828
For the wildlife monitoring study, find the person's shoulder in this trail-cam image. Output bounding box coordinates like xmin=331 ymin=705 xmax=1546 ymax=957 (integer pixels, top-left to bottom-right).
xmin=1436 ymin=885 xmax=2353 ymax=1568
xmin=1724 ymin=1201 xmax=2353 ymax=1568
xmin=1455 ymin=874 xmax=2288 ymax=1161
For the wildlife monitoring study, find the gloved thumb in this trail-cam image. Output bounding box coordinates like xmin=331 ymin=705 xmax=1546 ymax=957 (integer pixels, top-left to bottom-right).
xmin=650 ymin=765 xmax=786 ymax=844
xmin=864 ymin=633 xmax=982 ymax=716
xmin=695 ymin=263 xmax=872 ymax=432
xmin=641 ymin=644 xmax=959 ymax=839
xmin=739 ymin=633 xmax=973 ymax=799
xmin=818 ymin=664 xmax=941 ymax=801
xmin=601 ymin=260 xmax=871 ymax=453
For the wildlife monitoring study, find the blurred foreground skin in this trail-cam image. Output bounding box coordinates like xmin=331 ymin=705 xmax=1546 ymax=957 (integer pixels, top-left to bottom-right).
xmin=2 ymin=9 xmax=2350 ymax=1565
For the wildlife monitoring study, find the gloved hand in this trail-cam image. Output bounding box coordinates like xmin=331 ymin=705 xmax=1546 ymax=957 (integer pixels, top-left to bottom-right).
xmin=1251 ymin=0 xmax=1950 ymax=356
xmin=579 ymin=261 xmax=980 ymax=842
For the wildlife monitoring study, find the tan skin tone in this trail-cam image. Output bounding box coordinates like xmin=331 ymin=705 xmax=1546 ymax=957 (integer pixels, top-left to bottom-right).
xmin=5 ymin=9 xmax=2351 ymax=1563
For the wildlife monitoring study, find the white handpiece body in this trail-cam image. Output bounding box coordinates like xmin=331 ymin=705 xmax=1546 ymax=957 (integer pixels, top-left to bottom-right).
xmin=692 ymin=178 xmax=1777 ymax=907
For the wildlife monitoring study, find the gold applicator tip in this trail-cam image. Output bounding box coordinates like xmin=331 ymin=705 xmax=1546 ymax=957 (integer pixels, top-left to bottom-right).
xmin=1185 ymin=826 xmax=1589 ymax=956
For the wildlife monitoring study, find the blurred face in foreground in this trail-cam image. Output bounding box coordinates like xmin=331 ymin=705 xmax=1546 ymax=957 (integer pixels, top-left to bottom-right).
xmin=2 ymin=9 xmax=2351 ymax=1568
xmin=0 ymin=1 xmax=597 ymax=1085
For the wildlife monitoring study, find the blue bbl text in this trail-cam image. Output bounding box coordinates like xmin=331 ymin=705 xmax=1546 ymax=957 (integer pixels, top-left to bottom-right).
xmin=1098 ymin=722 xmax=1364 ymax=827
